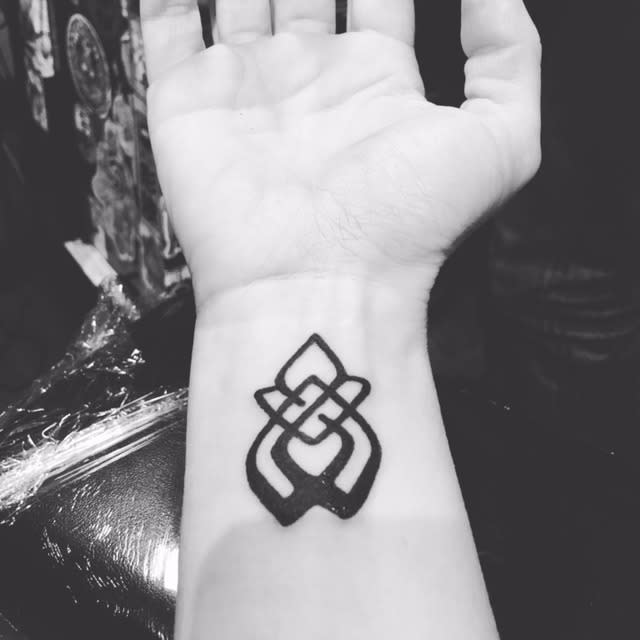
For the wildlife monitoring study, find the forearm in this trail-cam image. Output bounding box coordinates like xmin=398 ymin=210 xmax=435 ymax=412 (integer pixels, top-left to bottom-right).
xmin=176 ymin=275 xmax=498 ymax=640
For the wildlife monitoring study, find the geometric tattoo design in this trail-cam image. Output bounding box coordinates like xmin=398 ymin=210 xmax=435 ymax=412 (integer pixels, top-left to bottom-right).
xmin=246 ymin=334 xmax=382 ymax=526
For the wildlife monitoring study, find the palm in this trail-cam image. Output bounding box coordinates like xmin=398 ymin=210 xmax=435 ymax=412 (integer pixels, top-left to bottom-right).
xmin=149 ymin=32 xmax=510 ymax=298
xmin=143 ymin=0 xmax=540 ymax=303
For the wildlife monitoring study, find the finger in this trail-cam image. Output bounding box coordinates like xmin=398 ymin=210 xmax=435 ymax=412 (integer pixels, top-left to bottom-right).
xmin=461 ymin=0 xmax=541 ymax=178
xmin=215 ymin=0 xmax=272 ymax=44
xmin=461 ymin=0 xmax=541 ymax=112
xmin=141 ymin=0 xmax=205 ymax=83
xmin=273 ymin=0 xmax=335 ymax=35
xmin=348 ymin=0 xmax=415 ymax=46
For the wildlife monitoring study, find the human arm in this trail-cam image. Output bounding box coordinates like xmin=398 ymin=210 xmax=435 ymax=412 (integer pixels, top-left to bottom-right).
xmin=140 ymin=1 xmax=541 ymax=638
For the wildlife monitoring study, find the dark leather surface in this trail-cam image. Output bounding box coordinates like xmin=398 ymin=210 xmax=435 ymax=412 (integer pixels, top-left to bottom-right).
xmin=0 ymin=289 xmax=638 ymax=640
xmin=0 ymin=289 xmax=194 ymax=640
xmin=0 ymin=421 xmax=184 ymax=640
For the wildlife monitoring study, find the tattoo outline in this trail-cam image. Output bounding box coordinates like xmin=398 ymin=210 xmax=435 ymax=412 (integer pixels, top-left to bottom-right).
xmin=246 ymin=334 xmax=381 ymax=526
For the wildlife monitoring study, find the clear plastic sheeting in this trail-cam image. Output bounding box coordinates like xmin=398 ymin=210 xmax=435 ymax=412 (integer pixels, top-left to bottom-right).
xmin=0 ymin=278 xmax=187 ymax=521
xmin=0 ymin=277 xmax=191 ymax=639
xmin=0 ymin=390 xmax=187 ymax=519
xmin=7 ymin=277 xmax=139 ymax=410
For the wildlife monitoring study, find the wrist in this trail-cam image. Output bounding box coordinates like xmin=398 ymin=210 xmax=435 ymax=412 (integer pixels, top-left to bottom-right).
xmin=179 ymin=269 xmax=492 ymax=639
xmin=194 ymin=270 xmax=437 ymax=342
xmin=187 ymin=271 xmax=466 ymax=524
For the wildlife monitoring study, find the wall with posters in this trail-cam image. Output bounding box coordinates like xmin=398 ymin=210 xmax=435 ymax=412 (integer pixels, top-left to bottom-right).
xmin=14 ymin=0 xmax=193 ymax=300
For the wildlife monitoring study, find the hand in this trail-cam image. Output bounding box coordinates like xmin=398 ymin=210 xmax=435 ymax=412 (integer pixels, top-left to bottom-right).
xmin=141 ymin=0 xmax=541 ymax=308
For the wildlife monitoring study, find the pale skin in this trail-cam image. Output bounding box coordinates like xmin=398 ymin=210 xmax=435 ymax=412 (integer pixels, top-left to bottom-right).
xmin=141 ymin=1 xmax=541 ymax=638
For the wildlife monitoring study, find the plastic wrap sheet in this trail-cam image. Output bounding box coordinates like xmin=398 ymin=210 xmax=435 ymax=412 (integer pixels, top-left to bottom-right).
xmin=0 ymin=277 xmax=194 ymax=640
xmin=0 ymin=279 xmax=140 ymax=451
xmin=0 ymin=389 xmax=187 ymax=520
xmin=0 ymin=278 xmax=188 ymax=521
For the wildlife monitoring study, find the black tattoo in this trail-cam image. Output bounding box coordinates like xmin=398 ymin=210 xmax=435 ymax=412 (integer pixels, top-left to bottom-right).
xmin=246 ymin=335 xmax=381 ymax=526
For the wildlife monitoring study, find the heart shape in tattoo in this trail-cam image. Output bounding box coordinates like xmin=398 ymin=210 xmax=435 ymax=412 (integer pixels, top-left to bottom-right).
xmin=287 ymin=432 xmax=343 ymax=477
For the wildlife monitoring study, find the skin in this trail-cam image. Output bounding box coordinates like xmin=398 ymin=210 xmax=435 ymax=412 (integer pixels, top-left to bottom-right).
xmin=141 ymin=0 xmax=541 ymax=307
xmin=140 ymin=2 xmax=541 ymax=638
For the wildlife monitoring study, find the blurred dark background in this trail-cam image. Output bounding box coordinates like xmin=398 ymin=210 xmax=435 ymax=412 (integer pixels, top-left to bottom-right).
xmin=0 ymin=1 xmax=639 ymax=639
